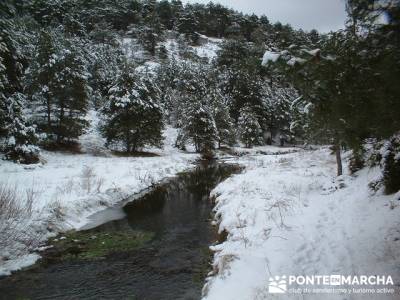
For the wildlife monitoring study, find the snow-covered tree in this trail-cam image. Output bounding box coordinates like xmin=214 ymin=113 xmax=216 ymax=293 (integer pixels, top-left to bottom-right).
xmin=238 ymin=106 xmax=263 ymax=148
xmin=0 ymin=93 xmax=39 ymax=163
xmin=214 ymin=103 xmax=234 ymax=148
xmin=167 ymin=62 xmax=220 ymax=153
xmin=27 ymin=29 xmax=59 ymax=136
xmin=381 ymin=135 xmax=400 ymax=195
xmin=262 ymin=82 xmax=299 ymax=143
xmin=136 ymin=24 xmax=162 ymax=57
xmin=28 ymin=30 xmax=90 ymax=145
xmin=0 ymin=11 xmax=39 ymax=163
xmin=176 ymin=8 xmax=199 ymax=44
xmin=101 ymin=64 xmax=163 ymax=153
xmin=177 ymin=101 xmax=218 ymax=153
xmin=88 ymin=43 xmax=124 ymax=109
xmin=207 ymin=82 xmax=235 ymax=148
xmin=52 ymin=43 xmax=90 ymax=144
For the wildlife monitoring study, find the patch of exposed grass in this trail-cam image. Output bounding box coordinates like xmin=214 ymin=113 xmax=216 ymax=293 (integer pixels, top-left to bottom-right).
xmin=48 ymin=230 xmax=154 ymax=260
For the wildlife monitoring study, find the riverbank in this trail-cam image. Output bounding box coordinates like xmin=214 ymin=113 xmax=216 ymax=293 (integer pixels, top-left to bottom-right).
xmin=204 ymin=147 xmax=400 ymax=300
xmin=0 ymin=162 xmax=238 ymax=300
xmin=0 ymin=127 xmax=198 ymax=276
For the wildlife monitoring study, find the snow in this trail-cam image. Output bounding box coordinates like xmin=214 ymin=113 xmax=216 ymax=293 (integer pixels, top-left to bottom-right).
xmin=135 ymin=61 xmax=161 ymax=74
xmin=262 ymin=51 xmax=281 ymax=66
xmin=0 ymin=254 xmax=40 ymax=276
xmin=287 ymin=57 xmax=307 ymax=66
xmin=204 ymin=147 xmax=400 ymax=299
xmin=0 ymin=120 xmax=198 ymax=276
xmin=163 ymin=39 xmax=180 ymax=59
xmin=191 ymin=41 xmax=221 ymax=60
xmin=121 ymin=37 xmax=146 ymax=60
xmin=228 ymin=145 xmax=299 ymax=157
xmin=303 ymin=48 xmax=321 ymax=56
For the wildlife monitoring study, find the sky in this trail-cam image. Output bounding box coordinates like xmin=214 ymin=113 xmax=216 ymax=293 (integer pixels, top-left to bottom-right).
xmin=181 ymin=0 xmax=348 ymax=32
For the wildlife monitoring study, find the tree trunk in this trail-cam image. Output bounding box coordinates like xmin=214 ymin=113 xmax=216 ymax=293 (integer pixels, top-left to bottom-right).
xmin=46 ymin=94 xmax=51 ymax=133
xmin=335 ymin=144 xmax=343 ymax=176
xmin=126 ymin=132 xmax=130 ymax=153
xmin=57 ymin=104 xmax=64 ymax=143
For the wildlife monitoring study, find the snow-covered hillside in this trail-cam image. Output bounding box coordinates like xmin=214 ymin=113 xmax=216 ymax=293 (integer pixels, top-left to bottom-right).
xmin=204 ymin=147 xmax=400 ymax=300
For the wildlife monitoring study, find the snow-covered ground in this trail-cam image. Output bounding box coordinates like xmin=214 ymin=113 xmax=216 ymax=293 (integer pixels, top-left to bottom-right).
xmin=204 ymin=147 xmax=400 ymax=299
xmin=191 ymin=38 xmax=222 ymax=61
xmin=0 ymin=124 xmax=198 ymax=276
xmin=164 ymin=36 xmax=222 ymax=61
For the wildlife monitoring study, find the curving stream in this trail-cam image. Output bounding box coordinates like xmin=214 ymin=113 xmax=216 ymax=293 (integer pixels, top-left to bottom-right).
xmin=0 ymin=161 xmax=240 ymax=300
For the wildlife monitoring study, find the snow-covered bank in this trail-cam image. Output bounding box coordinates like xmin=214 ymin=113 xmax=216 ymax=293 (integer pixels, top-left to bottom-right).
xmin=204 ymin=147 xmax=400 ymax=299
xmin=0 ymin=127 xmax=198 ymax=276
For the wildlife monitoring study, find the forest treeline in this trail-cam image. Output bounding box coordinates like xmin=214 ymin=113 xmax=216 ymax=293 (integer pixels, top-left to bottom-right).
xmin=0 ymin=0 xmax=399 ymax=193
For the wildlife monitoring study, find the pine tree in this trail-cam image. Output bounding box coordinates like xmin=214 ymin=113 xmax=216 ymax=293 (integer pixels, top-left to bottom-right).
xmin=28 ymin=29 xmax=90 ymax=146
xmin=238 ymin=106 xmax=263 ymax=148
xmin=156 ymin=0 xmax=174 ymax=30
xmin=0 ymin=16 xmax=28 ymax=103
xmin=27 ymin=29 xmax=59 ymax=136
xmin=0 ymin=93 xmax=39 ymax=163
xmin=206 ymin=3 xmax=231 ymax=38
xmin=214 ymin=104 xmax=234 ymax=148
xmin=101 ymin=63 xmax=163 ymax=153
xmin=263 ymin=0 xmax=400 ymax=177
xmin=52 ymin=43 xmax=90 ymax=144
xmin=136 ymin=24 xmax=163 ymax=57
xmin=262 ymin=82 xmax=299 ymax=142
xmin=176 ymin=9 xmax=199 ymax=44
xmin=170 ymin=0 xmax=184 ymax=29
xmin=382 ymin=135 xmax=400 ymax=195
xmin=171 ymin=62 xmax=220 ymax=153
xmin=0 ymin=9 xmax=39 ymax=162
xmin=177 ymin=101 xmax=218 ymax=153
xmin=88 ymin=43 xmax=124 ymax=109
xmin=206 ymin=79 xmax=235 ymax=148
xmin=137 ymin=0 xmax=163 ymax=56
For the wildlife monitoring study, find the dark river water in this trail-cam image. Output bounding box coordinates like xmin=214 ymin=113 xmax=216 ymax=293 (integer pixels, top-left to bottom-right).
xmin=0 ymin=161 xmax=239 ymax=300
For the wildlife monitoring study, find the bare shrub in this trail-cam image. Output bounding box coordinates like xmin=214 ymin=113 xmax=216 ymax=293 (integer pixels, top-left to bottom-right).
xmin=0 ymin=184 xmax=43 ymax=257
xmin=80 ymin=166 xmax=96 ymax=193
xmin=48 ymin=198 xmax=65 ymax=224
xmin=277 ymin=156 xmax=294 ymax=165
xmin=264 ymin=197 xmax=293 ymax=229
xmin=95 ymin=177 xmax=105 ymax=193
xmin=64 ymin=177 xmax=75 ymax=194
xmin=137 ymin=171 xmax=157 ymax=187
xmin=235 ymin=211 xmax=250 ymax=248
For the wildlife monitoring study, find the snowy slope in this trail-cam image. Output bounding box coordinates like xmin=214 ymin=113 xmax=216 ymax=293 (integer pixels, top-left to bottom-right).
xmin=204 ymin=147 xmax=400 ymax=299
xmin=191 ymin=39 xmax=222 ymax=61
